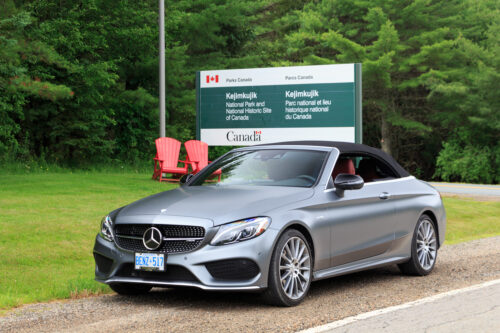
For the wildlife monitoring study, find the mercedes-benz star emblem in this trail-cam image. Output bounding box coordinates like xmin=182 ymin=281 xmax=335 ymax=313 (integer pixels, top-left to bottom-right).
xmin=143 ymin=227 xmax=162 ymax=250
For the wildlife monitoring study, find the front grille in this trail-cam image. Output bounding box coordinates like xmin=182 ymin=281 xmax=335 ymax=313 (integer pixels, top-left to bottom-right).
xmin=205 ymin=259 xmax=260 ymax=280
xmin=114 ymin=224 xmax=205 ymax=254
xmin=116 ymin=224 xmax=205 ymax=238
xmin=116 ymin=264 xmax=199 ymax=282
xmin=94 ymin=253 xmax=113 ymax=274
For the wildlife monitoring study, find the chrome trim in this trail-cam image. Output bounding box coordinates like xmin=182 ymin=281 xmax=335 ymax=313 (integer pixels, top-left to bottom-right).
xmin=116 ymin=235 xmax=204 ymax=242
xmin=142 ymin=227 xmax=162 ymax=250
xmin=364 ymin=176 xmax=415 ymax=186
xmin=99 ymin=277 xmax=262 ymax=291
xmin=112 ymin=240 xmax=205 ymax=254
xmin=163 ymin=237 xmax=204 ymax=241
xmin=116 ymin=235 xmax=142 ymax=240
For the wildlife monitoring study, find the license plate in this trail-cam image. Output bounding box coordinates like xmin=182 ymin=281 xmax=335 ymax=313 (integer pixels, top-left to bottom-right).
xmin=135 ymin=253 xmax=165 ymax=271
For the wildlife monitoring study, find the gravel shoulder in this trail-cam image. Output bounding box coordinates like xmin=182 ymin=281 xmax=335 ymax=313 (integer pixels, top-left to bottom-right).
xmin=429 ymin=182 xmax=500 ymax=198
xmin=440 ymin=193 xmax=500 ymax=202
xmin=1 ymin=236 xmax=499 ymax=333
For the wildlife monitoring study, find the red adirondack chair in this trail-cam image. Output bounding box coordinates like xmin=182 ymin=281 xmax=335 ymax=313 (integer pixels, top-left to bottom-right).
xmin=153 ymin=137 xmax=189 ymax=182
xmin=184 ymin=140 xmax=221 ymax=181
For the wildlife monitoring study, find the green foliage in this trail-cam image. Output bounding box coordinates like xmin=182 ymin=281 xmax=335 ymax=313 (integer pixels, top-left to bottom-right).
xmin=0 ymin=7 xmax=73 ymax=159
xmin=0 ymin=0 xmax=498 ymax=182
xmin=113 ymin=88 xmax=158 ymax=163
xmin=435 ymin=133 xmax=499 ymax=184
xmin=267 ymin=0 xmax=498 ymax=181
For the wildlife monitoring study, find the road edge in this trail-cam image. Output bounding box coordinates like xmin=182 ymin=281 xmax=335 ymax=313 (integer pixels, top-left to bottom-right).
xmin=298 ymin=279 xmax=500 ymax=333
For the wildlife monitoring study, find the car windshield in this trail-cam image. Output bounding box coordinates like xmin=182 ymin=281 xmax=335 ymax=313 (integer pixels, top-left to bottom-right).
xmin=190 ymin=149 xmax=327 ymax=187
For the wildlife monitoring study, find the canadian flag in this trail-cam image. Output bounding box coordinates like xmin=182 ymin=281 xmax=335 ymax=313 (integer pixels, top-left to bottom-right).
xmin=206 ymin=75 xmax=219 ymax=83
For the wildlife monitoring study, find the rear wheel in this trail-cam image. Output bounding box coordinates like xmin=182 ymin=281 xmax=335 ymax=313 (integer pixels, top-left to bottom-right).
xmin=399 ymin=214 xmax=438 ymax=276
xmin=263 ymin=229 xmax=312 ymax=306
xmin=109 ymin=283 xmax=152 ymax=295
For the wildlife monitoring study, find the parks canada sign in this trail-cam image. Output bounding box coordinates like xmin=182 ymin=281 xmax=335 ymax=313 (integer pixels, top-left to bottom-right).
xmin=196 ymin=63 xmax=362 ymax=146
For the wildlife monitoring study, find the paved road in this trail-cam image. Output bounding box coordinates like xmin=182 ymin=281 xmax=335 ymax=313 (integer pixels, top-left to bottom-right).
xmin=302 ymin=280 xmax=500 ymax=333
xmin=429 ymin=182 xmax=500 ymax=197
xmin=1 ymin=237 xmax=499 ymax=333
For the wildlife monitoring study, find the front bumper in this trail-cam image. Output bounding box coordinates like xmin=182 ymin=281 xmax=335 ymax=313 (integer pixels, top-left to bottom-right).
xmin=93 ymin=227 xmax=278 ymax=291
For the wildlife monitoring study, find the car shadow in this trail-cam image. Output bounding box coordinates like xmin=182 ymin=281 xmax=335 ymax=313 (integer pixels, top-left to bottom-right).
xmin=104 ymin=265 xmax=406 ymax=310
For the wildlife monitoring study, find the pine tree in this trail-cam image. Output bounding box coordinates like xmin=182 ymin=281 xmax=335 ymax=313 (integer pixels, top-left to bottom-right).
xmin=260 ymin=0 xmax=497 ymax=179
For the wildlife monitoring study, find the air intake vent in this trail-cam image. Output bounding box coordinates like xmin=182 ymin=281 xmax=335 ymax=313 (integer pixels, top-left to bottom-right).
xmin=205 ymin=259 xmax=260 ymax=280
xmin=94 ymin=253 xmax=113 ymax=274
xmin=116 ymin=264 xmax=199 ymax=282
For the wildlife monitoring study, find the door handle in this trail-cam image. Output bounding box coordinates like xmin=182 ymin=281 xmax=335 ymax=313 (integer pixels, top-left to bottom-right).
xmin=379 ymin=192 xmax=390 ymax=200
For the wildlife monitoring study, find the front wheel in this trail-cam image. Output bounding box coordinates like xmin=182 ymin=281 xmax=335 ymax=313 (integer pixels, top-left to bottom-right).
xmin=263 ymin=229 xmax=313 ymax=306
xmin=399 ymin=214 xmax=438 ymax=276
xmin=109 ymin=283 xmax=152 ymax=295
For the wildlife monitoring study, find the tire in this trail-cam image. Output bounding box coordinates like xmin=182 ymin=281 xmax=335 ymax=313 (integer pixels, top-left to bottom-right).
xmin=399 ymin=214 xmax=438 ymax=276
xmin=263 ymin=229 xmax=313 ymax=306
xmin=109 ymin=283 xmax=152 ymax=295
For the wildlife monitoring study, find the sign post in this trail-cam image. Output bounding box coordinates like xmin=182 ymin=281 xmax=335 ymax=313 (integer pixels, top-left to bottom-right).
xmin=158 ymin=0 xmax=166 ymax=138
xmin=196 ymin=63 xmax=362 ymax=145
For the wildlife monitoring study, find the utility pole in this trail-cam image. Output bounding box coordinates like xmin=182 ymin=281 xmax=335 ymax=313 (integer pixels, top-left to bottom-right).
xmin=159 ymin=0 xmax=166 ymax=137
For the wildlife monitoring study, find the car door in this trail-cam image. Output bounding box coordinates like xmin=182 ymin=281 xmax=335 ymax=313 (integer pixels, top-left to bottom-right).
xmin=322 ymin=181 xmax=397 ymax=267
xmin=318 ymin=153 xmax=399 ymax=267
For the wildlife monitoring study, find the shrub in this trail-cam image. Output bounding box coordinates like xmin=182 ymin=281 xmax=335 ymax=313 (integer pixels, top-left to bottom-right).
xmin=435 ymin=140 xmax=499 ymax=184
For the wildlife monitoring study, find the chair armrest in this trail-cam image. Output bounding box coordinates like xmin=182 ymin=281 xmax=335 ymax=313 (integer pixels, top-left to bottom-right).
xmin=180 ymin=160 xmax=197 ymax=172
xmin=179 ymin=159 xmax=191 ymax=165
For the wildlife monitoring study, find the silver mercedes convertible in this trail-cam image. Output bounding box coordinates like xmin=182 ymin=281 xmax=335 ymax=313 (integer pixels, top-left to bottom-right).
xmin=93 ymin=141 xmax=446 ymax=306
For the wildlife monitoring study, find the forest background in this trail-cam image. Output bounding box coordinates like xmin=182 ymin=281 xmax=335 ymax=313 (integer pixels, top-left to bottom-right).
xmin=1 ymin=0 xmax=498 ymax=183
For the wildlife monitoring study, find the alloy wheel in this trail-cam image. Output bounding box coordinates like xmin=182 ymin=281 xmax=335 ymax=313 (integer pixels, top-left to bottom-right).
xmin=279 ymin=237 xmax=311 ymax=299
xmin=416 ymin=219 xmax=437 ymax=270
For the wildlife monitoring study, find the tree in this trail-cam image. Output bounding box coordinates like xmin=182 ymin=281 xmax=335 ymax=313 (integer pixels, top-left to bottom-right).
xmin=260 ymin=0 xmax=497 ymax=179
xmin=0 ymin=3 xmax=73 ymax=160
xmin=433 ymin=6 xmax=500 ymax=183
xmin=0 ymin=0 xmax=497 ymax=182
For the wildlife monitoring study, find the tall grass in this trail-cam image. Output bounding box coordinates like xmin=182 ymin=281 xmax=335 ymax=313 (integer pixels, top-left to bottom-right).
xmin=0 ymin=160 xmax=153 ymax=174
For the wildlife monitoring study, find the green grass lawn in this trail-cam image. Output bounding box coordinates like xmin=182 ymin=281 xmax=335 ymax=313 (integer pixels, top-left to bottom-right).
xmin=0 ymin=172 xmax=499 ymax=310
xmin=0 ymin=172 xmax=175 ymax=309
xmin=442 ymin=196 xmax=500 ymax=244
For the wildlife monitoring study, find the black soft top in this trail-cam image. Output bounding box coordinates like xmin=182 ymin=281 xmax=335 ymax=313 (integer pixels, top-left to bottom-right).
xmin=258 ymin=140 xmax=410 ymax=178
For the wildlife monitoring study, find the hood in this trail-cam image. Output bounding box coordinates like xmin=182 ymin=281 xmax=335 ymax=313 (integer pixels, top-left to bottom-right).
xmin=118 ymin=185 xmax=314 ymax=226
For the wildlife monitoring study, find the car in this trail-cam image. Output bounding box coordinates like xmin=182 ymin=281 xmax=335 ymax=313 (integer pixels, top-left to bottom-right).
xmin=93 ymin=141 xmax=446 ymax=306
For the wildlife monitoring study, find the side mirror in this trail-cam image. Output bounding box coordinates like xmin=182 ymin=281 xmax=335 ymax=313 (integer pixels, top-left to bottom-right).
xmin=180 ymin=174 xmax=194 ymax=185
xmin=334 ymin=174 xmax=364 ymax=197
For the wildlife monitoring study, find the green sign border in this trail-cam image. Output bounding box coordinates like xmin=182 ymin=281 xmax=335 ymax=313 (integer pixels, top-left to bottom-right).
xmin=354 ymin=63 xmax=362 ymax=144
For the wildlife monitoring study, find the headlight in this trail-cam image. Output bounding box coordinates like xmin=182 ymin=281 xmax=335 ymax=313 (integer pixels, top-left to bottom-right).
xmin=210 ymin=217 xmax=270 ymax=246
xmin=99 ymin=215 xmax=114 ymax=241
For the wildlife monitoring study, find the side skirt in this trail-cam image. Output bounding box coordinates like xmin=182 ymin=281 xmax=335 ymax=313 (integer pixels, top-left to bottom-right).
xmin=313 ymin=255 xmax=409 ymax=281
